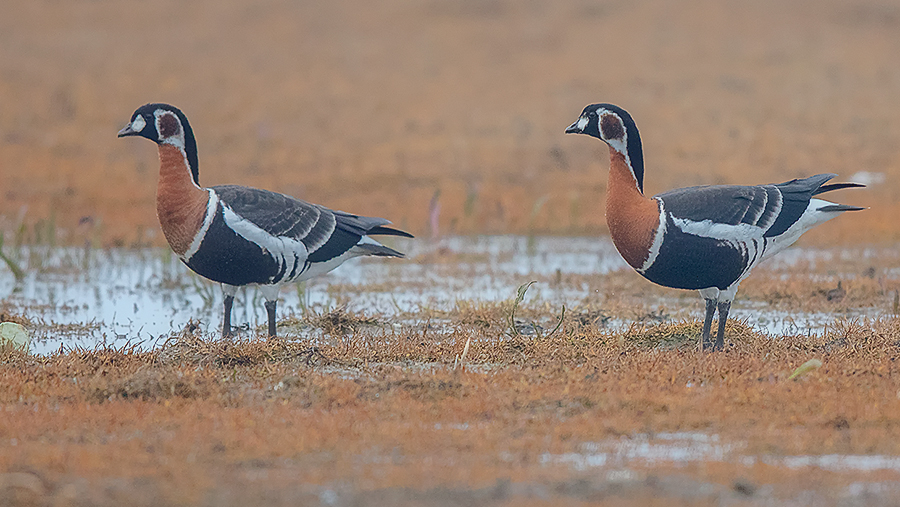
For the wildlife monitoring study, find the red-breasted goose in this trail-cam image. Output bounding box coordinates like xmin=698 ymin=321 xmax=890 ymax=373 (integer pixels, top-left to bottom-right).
xmin=118 ymin=103 xmax=412 ymax=338
xmin=565 ymin=103 xmax=863 ymax=350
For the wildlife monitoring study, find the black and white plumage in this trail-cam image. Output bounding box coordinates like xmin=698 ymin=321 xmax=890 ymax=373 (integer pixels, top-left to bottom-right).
xmin=565 ymin=103 xmax=863 ymax=350
xmin=643 ymin=174 xmax=863 ymax=292
xmin=185 ymin=185 xmax=407 ymax=288
xmin=118 ymin=103 xmax=412 ymax=338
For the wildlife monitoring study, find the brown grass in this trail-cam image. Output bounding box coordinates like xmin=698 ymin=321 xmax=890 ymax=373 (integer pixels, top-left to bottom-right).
xmin=3 ymin=318 xmax=900 ymax=505
xmin=3 ymin=0 xmax=900 ymax=504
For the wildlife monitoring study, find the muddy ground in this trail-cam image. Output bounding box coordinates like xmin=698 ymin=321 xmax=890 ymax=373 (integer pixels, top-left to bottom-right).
xmin=2 ymin=0 xmax=900 ymax=505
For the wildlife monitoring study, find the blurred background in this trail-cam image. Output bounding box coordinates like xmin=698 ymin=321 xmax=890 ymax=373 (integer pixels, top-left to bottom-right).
xmin=0 ymin=0 xmax=897 ymax=247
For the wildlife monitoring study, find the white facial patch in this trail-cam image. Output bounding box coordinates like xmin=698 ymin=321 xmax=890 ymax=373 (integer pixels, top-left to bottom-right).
xmin=154 ymin=110 xmax=186 ymax=148
xmin=576 ymin=116 xmax=588 ymax=131
xmin=130 ymin=115 xmax=146 ymax=132
xmin=606 ymin=137 xmax=628 ymax=156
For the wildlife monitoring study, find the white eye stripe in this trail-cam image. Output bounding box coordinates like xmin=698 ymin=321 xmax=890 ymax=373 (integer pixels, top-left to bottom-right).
xmin=131 ymin=115 xmax=146 ymax=132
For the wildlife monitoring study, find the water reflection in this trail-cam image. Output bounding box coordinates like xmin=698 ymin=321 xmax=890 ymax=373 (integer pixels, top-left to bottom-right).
xmin=0 ymin=237 xmax=885 ymax=354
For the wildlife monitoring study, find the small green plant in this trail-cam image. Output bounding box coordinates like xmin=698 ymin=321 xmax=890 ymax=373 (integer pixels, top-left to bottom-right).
xmin=0 ymin=233 xmax=25 ymax=282
xmin=14 ymin=221 xmax=26 ymax=248
xmin=788 ymin=359 xmax=823 ymax=380
xmin=526 ymin=195 xmax=549 ymax=252
xmin=295 ymin=281 xmax=310 ymax=316
xmin=506 ymin=281 xmax=565 ymax=339
xmin=462 ymin=182 xmax=480 ymax=231
xmin=567 ymin=191 xmax=578 ymax=228
xmin=190 ymin=274 xmax=217 ymax=307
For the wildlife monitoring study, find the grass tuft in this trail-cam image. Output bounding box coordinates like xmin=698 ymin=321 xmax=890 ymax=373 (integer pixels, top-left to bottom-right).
xmin=623 ymin=319 xmax=759 ymax=350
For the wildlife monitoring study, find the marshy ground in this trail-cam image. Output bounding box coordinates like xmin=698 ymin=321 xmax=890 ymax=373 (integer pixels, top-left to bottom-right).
xmin=3 ymin=237 xmax=900 ymax=506
xmin=3 ymin=0 xmax=900 ymax=504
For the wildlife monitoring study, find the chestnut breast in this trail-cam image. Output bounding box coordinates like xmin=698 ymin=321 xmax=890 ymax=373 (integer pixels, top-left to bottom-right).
xmin=156 ymin=144 xmax=209 ymax=256
xmin=604 ymin=148 xmax=661 ymax=270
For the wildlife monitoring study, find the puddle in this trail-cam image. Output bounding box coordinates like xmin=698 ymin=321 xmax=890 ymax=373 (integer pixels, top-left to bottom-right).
xmin=540 ymin=433 xmax=736 ymax=471
xmin=0 ymin=237 xmax=889 ymax=354
xmin=0 ymin=237 xmax=624 ymax=353
xmin=542 ymin=432 xmax=900 ymax=473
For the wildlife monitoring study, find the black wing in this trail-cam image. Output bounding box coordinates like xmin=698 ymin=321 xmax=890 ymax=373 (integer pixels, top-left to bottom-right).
xmin=656 ymin=183 xmax=782 ymax=229
xmin=212 ymin=185 xmax=409 ymax=263
xmin=656 ymin=173 xmax=841 ymax=236
xmin=764 ymin=174 xmax=836 ymax=237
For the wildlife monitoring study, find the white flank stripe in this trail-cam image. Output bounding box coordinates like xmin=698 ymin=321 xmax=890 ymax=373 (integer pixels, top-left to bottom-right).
xmin=278 ymin=237 xmax=296 ymax=281
xmin=676 ymin=197 xmax=847 ymax=272
xmin=638 ymin=199 xmax=668 ymax=273
xmin=221 ymin=204 xmax=310 ymax=283
xmin=184 ymin=189 xmax=219 ymax=261
xmin=672 ymin=216 xmax=767 ymax=279
xmin=672 ymin=217 xmax=762 ymax=242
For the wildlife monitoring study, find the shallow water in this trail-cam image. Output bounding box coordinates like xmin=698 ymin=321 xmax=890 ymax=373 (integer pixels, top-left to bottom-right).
xmin=541 ymin=432 xmax=900 ymax=473
xmin=0 ymin=236 xmax=887 ymax=354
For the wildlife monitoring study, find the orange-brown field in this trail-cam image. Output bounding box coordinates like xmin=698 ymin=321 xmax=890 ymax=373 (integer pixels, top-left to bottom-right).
xmin=3 ymin=316 xmax=900 ymax=506
xmin=0 ymin=0 xmax=898 ymax=245
xmin=2 ymin=0 xmax=900 ymax=505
